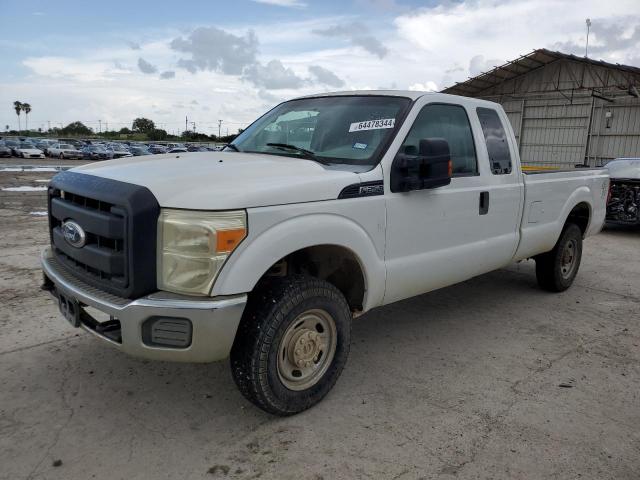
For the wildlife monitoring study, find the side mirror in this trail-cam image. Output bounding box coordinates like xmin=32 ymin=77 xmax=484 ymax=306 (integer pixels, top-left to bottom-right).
xmin=390 ymin=138 xmax=452 ymax=192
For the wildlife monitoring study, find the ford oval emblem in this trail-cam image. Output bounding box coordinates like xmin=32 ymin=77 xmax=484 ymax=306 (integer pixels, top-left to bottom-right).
xmin=62 ymin=220 xmax=86 ymax=248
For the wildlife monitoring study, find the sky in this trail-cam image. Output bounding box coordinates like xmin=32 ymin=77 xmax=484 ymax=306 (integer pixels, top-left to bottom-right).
xmin=1 ymin=0 xmax=639 ymax=136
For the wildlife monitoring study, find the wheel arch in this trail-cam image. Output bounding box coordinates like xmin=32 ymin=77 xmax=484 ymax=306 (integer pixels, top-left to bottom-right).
xmin=564 ymin=201 xmax=591 ymax=237
xmin=211 ymin=213 xmax=386 ymax=312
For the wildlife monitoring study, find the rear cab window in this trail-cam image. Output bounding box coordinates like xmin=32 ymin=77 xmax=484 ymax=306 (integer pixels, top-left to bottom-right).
xmin=476 ymin=107 xmax=512 ymax=175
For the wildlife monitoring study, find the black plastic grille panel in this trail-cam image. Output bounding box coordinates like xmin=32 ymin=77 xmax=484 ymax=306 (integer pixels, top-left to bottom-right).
xmin=48 ymin=171 xmax=160 ymax=299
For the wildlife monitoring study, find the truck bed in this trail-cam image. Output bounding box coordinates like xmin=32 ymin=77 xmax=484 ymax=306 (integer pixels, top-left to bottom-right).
xmin=514 ymin=168 xmax=609 ymax=261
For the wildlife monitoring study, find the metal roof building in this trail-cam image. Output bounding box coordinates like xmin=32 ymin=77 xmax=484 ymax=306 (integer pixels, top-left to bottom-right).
xmin=442 ymin=49 xmax=640 ymax=168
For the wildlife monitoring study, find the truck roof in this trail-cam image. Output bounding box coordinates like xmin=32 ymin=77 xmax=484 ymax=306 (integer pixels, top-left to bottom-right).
xmin=295 ymin=89 xmax=500 ymax=107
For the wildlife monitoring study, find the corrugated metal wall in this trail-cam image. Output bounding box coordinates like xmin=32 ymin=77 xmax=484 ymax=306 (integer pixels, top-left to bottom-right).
xmin=474 ymin=59 xmax=640 ymax=168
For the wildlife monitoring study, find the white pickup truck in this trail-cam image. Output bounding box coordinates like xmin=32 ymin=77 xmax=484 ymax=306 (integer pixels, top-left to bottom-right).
xmin=42 ymin=91 xmax=609 ymax=415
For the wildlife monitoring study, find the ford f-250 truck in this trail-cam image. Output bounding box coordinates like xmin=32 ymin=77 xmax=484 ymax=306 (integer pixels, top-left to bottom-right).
xmin=42 ymin=91 xmax=609 ymax=415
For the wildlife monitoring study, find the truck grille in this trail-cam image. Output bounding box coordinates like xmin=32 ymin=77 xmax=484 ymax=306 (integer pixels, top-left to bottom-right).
xmin=50 ymin=190 xmax=128 ymax=289
xmin=48 ymin=171 xmax=160 ymax=298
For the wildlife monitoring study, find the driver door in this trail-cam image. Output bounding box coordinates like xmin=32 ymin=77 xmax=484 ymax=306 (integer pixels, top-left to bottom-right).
xmin=384 ymin=101 xmax=502 ymax=304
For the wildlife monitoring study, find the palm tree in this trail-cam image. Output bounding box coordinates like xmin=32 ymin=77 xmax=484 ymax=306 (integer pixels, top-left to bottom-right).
xmin=13 ymin=101 xmax=22 ymax=132
xmin=22 ymin=103 xmax=31 ymax=132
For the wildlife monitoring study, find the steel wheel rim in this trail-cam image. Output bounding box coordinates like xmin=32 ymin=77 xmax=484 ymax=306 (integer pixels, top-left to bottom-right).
xmin=277 ymin=308 xmax=337 ymax=391
xmin=560 ymin=239 xmax=578 ymax=279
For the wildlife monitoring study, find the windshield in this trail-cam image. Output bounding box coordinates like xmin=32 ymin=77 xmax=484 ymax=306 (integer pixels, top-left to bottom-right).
xmin=231 ymin=95 xmax=411 ymax=167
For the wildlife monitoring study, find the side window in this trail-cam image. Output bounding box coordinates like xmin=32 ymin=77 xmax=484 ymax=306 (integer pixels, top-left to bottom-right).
xmin=400 ymin=104 xmax=477 ymax=176
xmin=477 ymin=107 xmax=512 ymax=175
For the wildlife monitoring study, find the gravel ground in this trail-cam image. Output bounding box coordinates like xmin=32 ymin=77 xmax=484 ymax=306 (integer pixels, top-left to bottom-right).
xmin=0 ymin=163 xmax=638 ymax=480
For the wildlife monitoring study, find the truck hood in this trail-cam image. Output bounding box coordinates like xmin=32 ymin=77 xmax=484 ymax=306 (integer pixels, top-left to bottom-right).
xmin=606 ymin=159 xmax=640 ymax=180
xmin=72 ymin=151 xmax=362 ymax=209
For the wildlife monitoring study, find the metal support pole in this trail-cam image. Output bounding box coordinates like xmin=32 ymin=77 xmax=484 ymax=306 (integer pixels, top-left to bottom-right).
xmin=582 ymin=95 xmax=595 ymax=167
xmin=517 ymin=98 xmax=526 ymax=157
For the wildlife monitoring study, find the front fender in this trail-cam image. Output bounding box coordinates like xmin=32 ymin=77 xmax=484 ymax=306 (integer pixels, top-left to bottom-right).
xmin=211 ymin=212 xmax=386 ymax=311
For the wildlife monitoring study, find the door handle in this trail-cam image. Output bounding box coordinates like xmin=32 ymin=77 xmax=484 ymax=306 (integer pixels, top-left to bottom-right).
xmin=479 ymin=191 xmax=490 ymax=215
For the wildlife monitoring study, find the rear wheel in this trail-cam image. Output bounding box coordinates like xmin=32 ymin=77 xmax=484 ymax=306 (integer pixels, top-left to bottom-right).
xmin=230 ymin=275 xmax=351 ymax=416
xmin=535 ymin=223 xmax=583 ymax=292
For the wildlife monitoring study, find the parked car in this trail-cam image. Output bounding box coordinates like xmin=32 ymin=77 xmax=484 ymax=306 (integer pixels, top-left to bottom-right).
xmin=167 ymin=147 xmax=188 ymax=153
xmin=187 ymin=145 xmax=209 ymax=152
xmin=58 ymin=138 xmax=85 ymax=150
xmin=81 ymin=145 xmax=112 ymax=160
xmin=605 ymin=158 xmax=640 ymax=225
xmin=35 ymin=140 xmax=56 ymax=155
xmin=148 ymin=144 xmax=168 ymax=154
xmin=15 ymin=142 xmax=45 ymax=159
xmin=166 ymin=143 xmax=186 ymax=149
xmin=107 ymin=144 xmax=133 ymax=158
xmin=48 ymin=143 xmax=85 ymax=159
xmin=4 ymin=140 xmax=21 ymax=156
xmin=41 ymin=90 xmax=609 ymax=416
xmin=129 ymin=146 xmax=152 ymax=156
xmin=0 ymin=141 xmax=13 ymax=158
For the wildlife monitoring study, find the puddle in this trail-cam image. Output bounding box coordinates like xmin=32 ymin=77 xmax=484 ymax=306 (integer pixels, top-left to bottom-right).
xmin=2 ymin=186 xmax=48 ymax=192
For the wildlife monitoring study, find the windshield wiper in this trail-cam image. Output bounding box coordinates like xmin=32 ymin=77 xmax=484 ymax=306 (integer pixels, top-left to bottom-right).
xmin=222 ymin=143 xmax=240 ymax=152
xmin=266 ymin=143 xmax=330 ymax=165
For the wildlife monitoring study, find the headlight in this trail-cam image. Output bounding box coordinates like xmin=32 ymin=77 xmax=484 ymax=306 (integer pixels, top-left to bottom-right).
xmin=157 ymin=209 xmax=247 ymax=295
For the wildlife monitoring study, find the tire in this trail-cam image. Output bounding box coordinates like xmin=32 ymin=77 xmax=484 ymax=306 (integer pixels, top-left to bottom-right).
xmin=230 ymin=275 xmax=351 ymax=416
xmin=535 ymin=223 xmax=583 ymax=292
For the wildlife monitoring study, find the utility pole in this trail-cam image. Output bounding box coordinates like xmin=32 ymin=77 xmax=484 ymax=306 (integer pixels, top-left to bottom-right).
xmin=185 ymin=116 xmax=188 ymax=133
xmin=98 ymin=119 xmax=102 ymax=133
xmin=191 ymin=122 xmax=196 ymax=133
xmin=585 ymin=18 xmax=591 ymax=58
xmin=218 ymin=119 xmax=222 ymax=138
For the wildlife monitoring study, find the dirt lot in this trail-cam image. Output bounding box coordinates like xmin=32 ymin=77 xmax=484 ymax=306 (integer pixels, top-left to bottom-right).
xmin=1 ymin=160 xmax=639 ymax=480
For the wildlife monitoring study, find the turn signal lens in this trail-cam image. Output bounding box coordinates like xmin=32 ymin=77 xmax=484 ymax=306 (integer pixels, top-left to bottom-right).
xmin=216 ymin=228 xmax=246 ymax=253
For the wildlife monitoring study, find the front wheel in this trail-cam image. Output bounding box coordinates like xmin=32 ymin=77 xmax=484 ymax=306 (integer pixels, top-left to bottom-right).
xmin=535 ymin=223 xmax=583 ymax=292
xmin=230 ymin=275 xmax=351 ymax=416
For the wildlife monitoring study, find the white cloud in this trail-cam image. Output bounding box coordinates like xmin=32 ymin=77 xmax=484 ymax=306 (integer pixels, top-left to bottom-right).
xmin=313 ymin=22 xmax=389 ymax=58
xmin=6 ymin=1 xmax=640 ymax=134
xmin=308 ymin=65 xmax=345 ymax=87
xmin=395 ymin=0 xmax=640 ymax=87
xmin=243 ymin=59 xmax=305 ymax=89
xmin=171 ymin=27 xmax=259 ymax=75
xmin=408 ymin=81 xmax=438 ymax=92
xmin=137 ymin=57 xmax=157 ymax=74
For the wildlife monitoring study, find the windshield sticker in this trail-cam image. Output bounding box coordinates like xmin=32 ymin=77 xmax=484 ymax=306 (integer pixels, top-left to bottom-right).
xmin=352 ymin=142 xmax=368 ymax=150
xmin=349 ymin=118 xmax=395 ymax=132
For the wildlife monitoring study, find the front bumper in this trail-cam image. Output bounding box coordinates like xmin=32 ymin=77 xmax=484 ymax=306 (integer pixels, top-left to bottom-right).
xmin=41 ymin=248 xmax=247 ymax=362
